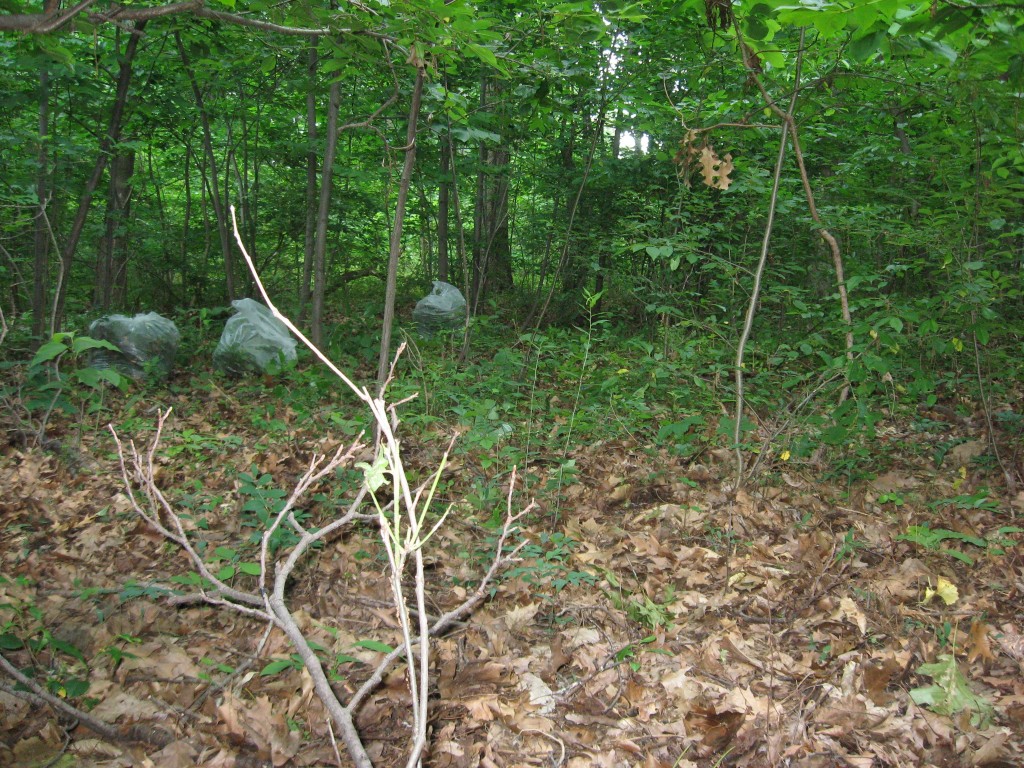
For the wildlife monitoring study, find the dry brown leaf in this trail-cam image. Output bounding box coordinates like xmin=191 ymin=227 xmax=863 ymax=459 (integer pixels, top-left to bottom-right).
xmin=685 ymin=704 xmax=744 ymax=753
xmin=148 ymin=740 xmax=197 ymax=768
xmin=503 ymin=602 xmax=540 ymax=632
xmin=547 ymin=633 xmax=572 ymax=677
xmin=836 ymin=596 xmax=868 ymax=635
xmin=607 ymin=482 xmax=633 ymax=505
xmin=519 ymin=672 xmax=555 ymax=714
xmin=995 ymin=623 xmax=1024 ymax=662
xmin=971 ymin=732 xmax=1010 ymax=766
xmin=862 ymin=657 xmax=901 ymax=706
xmin=967 ymin=620 xmax=996 ymax=664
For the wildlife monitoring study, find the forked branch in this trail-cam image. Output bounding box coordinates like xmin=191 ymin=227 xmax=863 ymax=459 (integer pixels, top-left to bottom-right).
xmin=109 ymin=408 xmax=529 ymax=767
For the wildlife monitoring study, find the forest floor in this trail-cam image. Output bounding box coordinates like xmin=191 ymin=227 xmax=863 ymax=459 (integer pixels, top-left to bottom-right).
xmin=2 ymin=366 xmax=1023 ymax=768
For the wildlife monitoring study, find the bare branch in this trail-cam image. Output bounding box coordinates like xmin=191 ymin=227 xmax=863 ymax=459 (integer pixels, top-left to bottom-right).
xmin=0 ymin=0 xmax=396 ymax=39
xmin=348 ymin=483 xmax=532 ymax=713
xmin=0 ymin=651 xmax=123 ymax=743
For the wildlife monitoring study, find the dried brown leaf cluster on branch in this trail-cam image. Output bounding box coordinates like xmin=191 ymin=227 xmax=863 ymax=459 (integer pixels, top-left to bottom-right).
xmin=674 ymin=129 xmax=735 ymax=191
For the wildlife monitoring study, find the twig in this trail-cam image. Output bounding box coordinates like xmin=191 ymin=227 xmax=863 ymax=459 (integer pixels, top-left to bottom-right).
xmin=0 ymin=651 xmax=123 ymax=743
xmin=732 ymin=30 xmax=803 ymax=488
xmin=971 ymin=324 xmax=1017 ymax=495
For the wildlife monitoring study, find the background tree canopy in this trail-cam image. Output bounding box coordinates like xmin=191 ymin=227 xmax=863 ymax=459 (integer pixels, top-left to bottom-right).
xmin=2 ymin=0 xmax=1019 ymax=329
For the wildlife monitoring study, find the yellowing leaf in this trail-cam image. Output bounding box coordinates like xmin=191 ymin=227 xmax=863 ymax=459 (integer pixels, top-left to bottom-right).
xmin=727 ymin=571 xmax=747 ymax=588
xmin=923 ymin=576 xmax=959 ymax=606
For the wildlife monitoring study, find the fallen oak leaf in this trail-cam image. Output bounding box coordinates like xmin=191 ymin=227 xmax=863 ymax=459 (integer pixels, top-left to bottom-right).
xmin=966 ymin=620 xmax=995 ymax=664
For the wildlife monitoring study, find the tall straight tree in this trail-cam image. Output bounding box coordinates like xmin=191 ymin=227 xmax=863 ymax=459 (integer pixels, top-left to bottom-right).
xmin=31 ymin=64 xmax=50 ymax=337
xmin=94 ymin=148 xmax=135 ymax=310
xmin=299 ymin=38 xmax=319 ymax=321
xmin=52 ymin=21 xmax=146 ymax=330
xmin=176 ymin=30 xmax=236 ymax=303
xmin=470 ymin=76 xmax=512 ymax=307
xmin=377 ymin=65 xmax=425 ymax=391
xmin=310 ymin=78 xmax=342 ymax=349
xmin=436 ymin=136 xmax=452 ymax=283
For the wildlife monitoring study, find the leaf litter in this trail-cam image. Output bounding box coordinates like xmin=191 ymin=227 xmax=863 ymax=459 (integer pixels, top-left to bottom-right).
xmin=1 ymin=387 xmax=1023 ymax=768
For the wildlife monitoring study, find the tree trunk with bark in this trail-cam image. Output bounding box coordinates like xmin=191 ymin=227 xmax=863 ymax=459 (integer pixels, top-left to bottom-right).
xmin=437 ymin=140 xmax=451 ymax=283
xmin=311 ymin=79 xmax=342 ymax=349
xmin=299 ymin=39 xmax=319 ymax=320
xmin=31 ymin=66 xmax=50 ymax=337
xmin=470 ymin=78 xmax=513 ymax=309
xmin=51 ymin=22 xmax=146 ymax=330
xmin=95 ymin=148 xmax=135 ymax=310
xmin=176 ymin=30 xmax=236 ymax=303
xmin=376 ymin=67 xmax=425 ymax=392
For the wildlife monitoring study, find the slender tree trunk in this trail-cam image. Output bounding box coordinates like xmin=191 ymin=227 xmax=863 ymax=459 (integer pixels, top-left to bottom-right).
xmin=181 ymin=142 xmax=194 ymax=304
xmin=299 ymin=38 xmax=319 ymax=319
xmin=416 ymin=183 xmax=434 ymax=283
xmin=437 ymin=137 xmax=451 ymax=283
xmin=528 ymin=90 xmax=606 ymax=330
xmin=593 ymin=115 xmax=622 ymax=314
xmin=376 ymin=67 xmax=425 ymax=392
xmin=95 ymin=149 xmax=135 ymax=310
xmin=472 ymin=138 xmax=486 ymax=304
xmin=144 ymin=142 xmax=173 ymax=302
xmin=31 ymin=66 xmax=50 ymax=337
xmin=524 ymin=115 xmax=574 ymax=327
xmin=470 ymin=77 xmax=513 ymax=309
xmin=311 ymin=79 xmax=342 ymax=349
xmin=738 ymin=26 xmax=852 ymax=406
xmin=200 ymin=147 xmax=214 ymax=305
xmin=229 ymin=85 xmax=263 ymax=296
xmin=52 ymin=21 xmax=146 ymax=330
xmin=176 ymin=30 xmax=236 ymax=302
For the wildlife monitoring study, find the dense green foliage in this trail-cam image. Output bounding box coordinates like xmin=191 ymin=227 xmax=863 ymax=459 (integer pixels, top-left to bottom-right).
xmin=1 ymin=0 xmax=1022 ymax=482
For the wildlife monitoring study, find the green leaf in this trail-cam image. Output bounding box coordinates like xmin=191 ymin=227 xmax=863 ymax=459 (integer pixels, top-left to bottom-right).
xmin=75 ymin=367 xmax=124 ymax=389
xmin=466 ymin=43 xmax=501 ymax=71
xmin=849 ymin=29 xmax=887 ymax=62
xmin=357 ymin=453 xmax=390 ymax=493
xmin=353 ymin=639 xmax=394 ymax=653
xmin=918 ymin=38 xmax=957 ymax=64
xmin=238 ymin=562 xmax=261 ymax=576
xmin=70 ymin=336 xmax=119 ymax=355
xmin=910 ymin=654 xmax=993 ymax=725
xmin=744 ymin=15 xmax=770 ymax=42
xmin=63 ymin=678 xmax=90 ymax=697
xmin=30 ymin=340 xmax=69 ymax=367
xmin=50 ymin=638 xmax=86 ymax=663
xmin=260 ymin=658 xmax=298 ymax=676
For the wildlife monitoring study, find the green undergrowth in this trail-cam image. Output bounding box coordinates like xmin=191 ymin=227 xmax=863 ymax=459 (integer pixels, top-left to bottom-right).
xmin=3 ymin=291 xmax=1021 ymax=509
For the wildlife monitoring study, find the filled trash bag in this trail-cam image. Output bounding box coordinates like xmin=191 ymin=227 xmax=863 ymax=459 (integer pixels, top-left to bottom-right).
xmin=88 ymin=312 xmax=180 ymax=379
xmin=413 ymin=281 xmax=466 ymax=335
xmin=213 ymin=298 xmax=297 ymax=375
